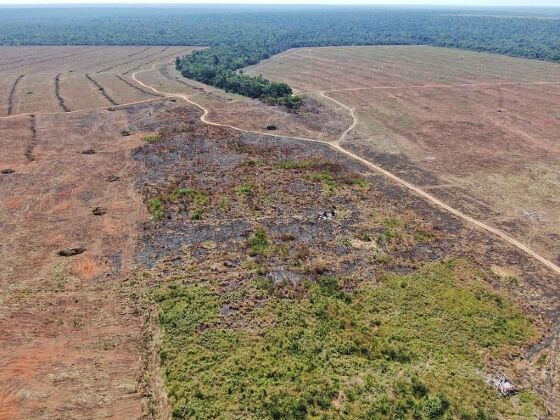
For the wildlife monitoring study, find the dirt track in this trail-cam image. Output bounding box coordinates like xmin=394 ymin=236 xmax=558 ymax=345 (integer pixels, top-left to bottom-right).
xmin=133 ymin=64 xmax=560 ymax=276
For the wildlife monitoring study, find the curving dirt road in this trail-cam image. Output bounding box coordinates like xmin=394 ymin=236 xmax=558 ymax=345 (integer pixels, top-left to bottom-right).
xmin=132 ymin=64 xmax=560 ymax=276
xmin=0 ymin=97 xmax=162 ymax=120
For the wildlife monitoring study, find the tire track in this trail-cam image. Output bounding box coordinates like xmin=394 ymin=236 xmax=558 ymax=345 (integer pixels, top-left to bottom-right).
xmin=127 ymin=47 xmax=151 ymax=57
xmin=25 ymin=114 xmax=37 ymax=162
xmin=122 ymin=49 xmax=184 ymax=76
xmin=132 ymin=63 xmax=560 ymax=276
xmin=7 ymin=75 xmax=24 ymax=116
xmin=54 ymin=74 xmax=70 ymax=112
xmin=84 ymin=73 xmax=118 ymax=106
xmin=115 ymin=75 xmax=162 ymax=97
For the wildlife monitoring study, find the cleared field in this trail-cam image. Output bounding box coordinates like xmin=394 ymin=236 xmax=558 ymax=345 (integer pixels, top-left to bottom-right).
xmin=134 ymin=61 xmax=351 ymax=141
xmin=0 ymin=46 xmax=196 ymax=115
xmin=247 ymin=46 xmax=560 ymax=91
xmin=247 ymin=46 xmax=560 ymax=263
xmin=0 ymin=98 xmax=189 ymax=418
xmin=2 ymin=44 xmax=560 ymax=417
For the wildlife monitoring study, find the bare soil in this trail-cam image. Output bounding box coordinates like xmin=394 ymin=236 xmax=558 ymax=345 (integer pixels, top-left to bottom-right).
xmin=0 ymin=46 xmax=197 ymax=116
xmin=0 ymin=98 xmax=180 ymax=418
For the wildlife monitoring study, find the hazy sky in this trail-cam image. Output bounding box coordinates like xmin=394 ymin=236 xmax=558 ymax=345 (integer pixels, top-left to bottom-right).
xmin=1 ymin=0 xmax=558 ymax=6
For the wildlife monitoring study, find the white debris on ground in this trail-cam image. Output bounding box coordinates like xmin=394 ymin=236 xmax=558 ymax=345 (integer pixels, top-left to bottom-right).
xmin=523 ymin=210 xmax=546 ymax=222
xmin=486 ymin=374 xmax=518 ymax=396
xmin=317 ymin=209 xmax=336 ymax=220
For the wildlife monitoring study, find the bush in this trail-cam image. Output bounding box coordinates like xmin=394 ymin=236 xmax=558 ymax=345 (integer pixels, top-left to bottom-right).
xmin=248 ymin=227 xmax=269 ymax=256
xmin=147 ymin=198 xmax=164 ymax=220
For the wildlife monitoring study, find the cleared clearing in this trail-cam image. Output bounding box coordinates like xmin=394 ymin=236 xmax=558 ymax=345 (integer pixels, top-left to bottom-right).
xmin=247 ymin=45 xmax=560 ymax=263
xmin=2 ymin=44 xmax=560 ymax=417
xmin=0 ymin=46 xmax=197 ymax=116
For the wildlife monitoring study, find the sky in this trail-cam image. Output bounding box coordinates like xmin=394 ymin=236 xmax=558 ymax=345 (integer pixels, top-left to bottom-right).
xmin=0 ymin=0 xmax=558 ymax=6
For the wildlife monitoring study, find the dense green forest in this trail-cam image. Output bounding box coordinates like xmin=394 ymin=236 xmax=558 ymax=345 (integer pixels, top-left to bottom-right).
xmin=2 ymin=6 xmax=559 ymax=106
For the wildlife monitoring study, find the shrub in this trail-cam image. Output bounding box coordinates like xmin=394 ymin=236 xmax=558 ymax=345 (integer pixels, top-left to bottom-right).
xmin=147 ymin=198 xmax=164 ymax=220
xmin=248 ymin=227 xmax=269 ymax=256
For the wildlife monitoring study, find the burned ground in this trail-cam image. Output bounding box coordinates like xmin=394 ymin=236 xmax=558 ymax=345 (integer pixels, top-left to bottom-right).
xmin=131 ymin=104 xmax=560 ymax=417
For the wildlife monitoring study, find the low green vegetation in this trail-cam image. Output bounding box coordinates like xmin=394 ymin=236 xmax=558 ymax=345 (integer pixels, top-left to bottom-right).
xmin=143 ymin=134 xmax=162 ymax=143
xmin=166 ymin=188 xmax=208 ymax=220
xmin=234 ymin=183 xmax=254 ymax=196
xmin=147 ymin=198 xmax=164 ymax=220
xmin=248 ymin=227 xmax=270 ymax=256
xmin=274 ymin=160 xmax=318 ymax=170
xmin=153 ymin=260 xmax=540 ymax=419
xmin=169 ymin=188 xmax=208 ymax=207
xmin=308 ymin=171 xmax=338 ymax=194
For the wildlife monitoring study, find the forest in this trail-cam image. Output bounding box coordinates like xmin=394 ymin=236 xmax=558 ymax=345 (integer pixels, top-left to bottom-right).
xmin=2 ymin=6 xmax=559 ymax=106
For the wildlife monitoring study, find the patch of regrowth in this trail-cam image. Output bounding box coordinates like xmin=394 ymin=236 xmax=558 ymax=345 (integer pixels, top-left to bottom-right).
xmin=350 ymin=177 xmax=370 ymax=188
xmin=248 ymin=227 xmax=270 ymax=256
xmin=168 ymin=188 xmax=208 ymax=219
xmin=414 ymin=230 xmax=435 ymax=243
xmin=178 ymin=123 xmax=194 ymax=133
xmin=143 ymin=134 xmax=162 ymax=143
xmin=190 ymin=209 xmax=203 ymax=220
xmin=148 ymin=198 xmax=164 ymax=220
xmin=384 ymin=216 xmax=403 ymax=229
xmin=241 ymin=159 xmax=266 ymax=167
xmin=234 ymin=183 xmax=254 ymax=196
xmin=275 ymin=160 xmax=317 ymax=170
xmin=219 ymin=197 xmax=231 ymax=213
xmin=308 ymin=171 xmax=338 ymax=194
xmin=153 ymin=260 xmax=541 ymax=418
xmin=169 ymin=188 xmax=208 ymax=207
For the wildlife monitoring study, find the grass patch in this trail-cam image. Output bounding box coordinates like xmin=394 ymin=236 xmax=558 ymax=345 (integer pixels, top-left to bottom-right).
xmin=275 ymin=160 xmax=317 ymax=170
xmin=153 ymin=261 xmax=540 ymax=419
xmin=248 ymin=227 xmax=269 ymax=256
xmin=414 ymin=230 xmax=435 ymax=243
xmin=168 ymin=188 xmax=208 ymax=219
xmin=147 ymin=198 xmax=164 ymax=220
xmin=349 ymin=177 xmax=369 ymax=188
xmin=169 ymin=188 xmax=208 ymax=207
xmin=219 ymin=197 xmax=231 ymax=213
xmin=308 ymin=171 xmax=338 ymax=194
xmin=234 ymin=183 xmax=254 ymax=196
xmin=241 ymin=159 xmax=266 ymax=167
xmin=143 ymin=134 xmax=162 ymax=143
xmin=178 ymin=123 xmax=194 ymax=133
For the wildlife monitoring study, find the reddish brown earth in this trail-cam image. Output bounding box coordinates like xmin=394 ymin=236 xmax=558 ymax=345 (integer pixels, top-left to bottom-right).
xmin=0 ymin=46 xmax=196 ymax=116
xmin=0 ymin=100 xmax=180 ymax=418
